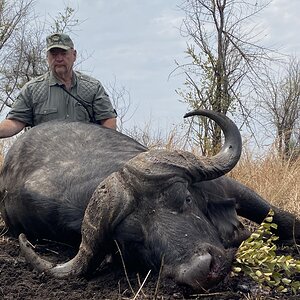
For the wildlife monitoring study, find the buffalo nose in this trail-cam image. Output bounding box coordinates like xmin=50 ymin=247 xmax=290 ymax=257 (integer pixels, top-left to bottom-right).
xmin=176 ymin=253 xmax=213 ymax=290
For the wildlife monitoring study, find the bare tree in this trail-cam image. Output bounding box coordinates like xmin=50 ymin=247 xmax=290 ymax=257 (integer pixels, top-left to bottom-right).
xmin=0 ymin=0 xmax=33 ymax=51
xmin=175 ymin=0 xmax=277 ymax=154
xmin=0 ymin=3 xmax=80 ymax=113
xmin=260 ymin=57 xmax=300 ymax=160
xmin=0 ymin=21 xmax=48 ymax=110
xmin=105 ymin=77 xmax=136 ymax=132
xmin=0 ymin=0 xmax=34 ymax=109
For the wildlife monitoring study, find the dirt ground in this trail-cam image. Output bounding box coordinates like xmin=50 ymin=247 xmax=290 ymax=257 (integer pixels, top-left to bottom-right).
xmin=0 ymin=218 xmax=299 ymax=300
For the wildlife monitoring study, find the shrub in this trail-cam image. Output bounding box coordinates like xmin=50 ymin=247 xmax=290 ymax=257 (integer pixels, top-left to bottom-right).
xmin=232 ymin=210 xmax=300 ymax=294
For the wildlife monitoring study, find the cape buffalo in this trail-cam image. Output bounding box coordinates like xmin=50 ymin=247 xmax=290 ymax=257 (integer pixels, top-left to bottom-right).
xmin=0 ymin=110 xmax=299 ymax=291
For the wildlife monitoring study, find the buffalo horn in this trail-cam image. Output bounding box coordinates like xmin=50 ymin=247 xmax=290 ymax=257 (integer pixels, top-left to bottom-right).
xmin=183 ymin=109 xmax=242 ymax=181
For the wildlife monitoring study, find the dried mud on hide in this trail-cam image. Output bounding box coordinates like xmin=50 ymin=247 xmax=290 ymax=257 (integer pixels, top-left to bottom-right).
xmin=0 ymin=219 xmax=299 ymax=300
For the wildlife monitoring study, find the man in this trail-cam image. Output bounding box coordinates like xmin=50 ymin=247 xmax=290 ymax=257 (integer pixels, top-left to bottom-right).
xmin=0 ymin=33 xmax=117 ymax=138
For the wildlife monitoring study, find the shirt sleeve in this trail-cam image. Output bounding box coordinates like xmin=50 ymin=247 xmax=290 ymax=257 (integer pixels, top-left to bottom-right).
xmin=93 ymin=83 xmax=117 ymax=121
xmin=6 ymin=84 xmax=33 ymax=126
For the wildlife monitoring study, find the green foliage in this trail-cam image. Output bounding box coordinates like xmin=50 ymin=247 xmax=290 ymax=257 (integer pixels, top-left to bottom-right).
xmin=50 ymin=7 xmax=79 ymax=34
xmin=233 ymin=210 xmax=300 ymax=294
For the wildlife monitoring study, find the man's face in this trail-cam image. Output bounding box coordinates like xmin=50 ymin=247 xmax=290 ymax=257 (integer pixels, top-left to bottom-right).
xmin=47 ymin=48 xmax=76 ymax=77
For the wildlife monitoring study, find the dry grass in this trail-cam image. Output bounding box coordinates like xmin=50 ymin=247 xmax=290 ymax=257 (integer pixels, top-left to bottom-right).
xmin=230 ymin=149 xmax=300 ymax=218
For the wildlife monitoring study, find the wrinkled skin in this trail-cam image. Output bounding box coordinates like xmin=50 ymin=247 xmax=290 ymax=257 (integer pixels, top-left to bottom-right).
xmin=0 ymin=111 xmax=299 ymax=292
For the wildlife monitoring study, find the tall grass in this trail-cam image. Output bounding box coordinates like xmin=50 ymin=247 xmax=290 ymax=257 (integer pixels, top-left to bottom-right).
xmin=230 ymin=149 xmax=300 ymax=218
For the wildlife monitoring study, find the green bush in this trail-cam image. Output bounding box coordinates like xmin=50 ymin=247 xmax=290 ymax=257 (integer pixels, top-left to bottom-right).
xmin=232 ymin=210 xmax=300 ymax=294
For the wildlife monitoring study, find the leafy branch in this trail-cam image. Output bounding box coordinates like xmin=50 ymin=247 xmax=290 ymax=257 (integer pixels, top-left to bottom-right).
xmin=233 ymin=210 xmax=300 ymax=294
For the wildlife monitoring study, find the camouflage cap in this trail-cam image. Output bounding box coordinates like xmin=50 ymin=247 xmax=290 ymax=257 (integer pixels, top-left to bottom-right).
xmin=46 ymin=33 xmax=74 ymax=51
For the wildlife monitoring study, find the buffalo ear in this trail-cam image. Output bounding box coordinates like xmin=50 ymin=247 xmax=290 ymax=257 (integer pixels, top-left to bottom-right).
xmin=207 ymin=197 xmax=250 ymax=248
xmin=75 ymin=171 xmax=136 ymax=274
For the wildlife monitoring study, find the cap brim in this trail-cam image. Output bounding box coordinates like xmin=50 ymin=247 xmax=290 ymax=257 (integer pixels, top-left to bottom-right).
xmin=46 ymin=45 xmax=71 ymax=51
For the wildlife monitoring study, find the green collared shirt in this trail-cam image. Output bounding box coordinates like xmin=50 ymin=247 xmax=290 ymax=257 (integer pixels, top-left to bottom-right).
xmin=7 ymin=71 xmax=117 ymax=126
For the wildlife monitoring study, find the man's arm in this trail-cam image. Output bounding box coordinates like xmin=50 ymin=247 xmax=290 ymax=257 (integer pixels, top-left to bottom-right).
xmin=0 ymin=119 xmax=26 ymax=138
xmin=100 ymin=117 xmax=117 ymax=130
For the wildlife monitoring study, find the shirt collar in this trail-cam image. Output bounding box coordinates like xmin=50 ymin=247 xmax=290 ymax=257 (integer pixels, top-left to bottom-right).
xmin=49 ymin=71 xmax=77 ymax=87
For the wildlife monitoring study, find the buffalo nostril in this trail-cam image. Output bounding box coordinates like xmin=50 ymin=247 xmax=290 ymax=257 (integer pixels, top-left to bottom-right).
xmin=176 ymin=253 xmax=213 ymax=289
xmin=192 ymin=253 xmax=212 ymax=275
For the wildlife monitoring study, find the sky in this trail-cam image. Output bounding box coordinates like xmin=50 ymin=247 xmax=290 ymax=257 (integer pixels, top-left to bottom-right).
xmin=33 ymin=0 xmax=300 ymax=143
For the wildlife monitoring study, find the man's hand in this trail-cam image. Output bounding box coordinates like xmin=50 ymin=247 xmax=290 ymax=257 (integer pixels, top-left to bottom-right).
xmin=100 ymin=118 xmax=117 ymax=130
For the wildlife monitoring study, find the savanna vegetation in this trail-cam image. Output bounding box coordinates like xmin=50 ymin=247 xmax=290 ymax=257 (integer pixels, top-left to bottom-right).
xmin=0 ymin=0 xmax=299 ymax=299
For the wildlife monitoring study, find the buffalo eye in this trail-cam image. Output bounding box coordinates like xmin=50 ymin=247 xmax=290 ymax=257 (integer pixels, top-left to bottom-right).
xmin=181 ymin=193 xmax=193 ymax=212
xmin=185 ymin=195 xmax=192 ymax=204
xmin=160 ymin=181 xmax=190 ymax=211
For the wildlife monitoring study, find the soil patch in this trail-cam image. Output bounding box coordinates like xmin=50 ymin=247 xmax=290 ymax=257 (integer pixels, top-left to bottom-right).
xmin=0 ymin=220 xmax=299 ymax=300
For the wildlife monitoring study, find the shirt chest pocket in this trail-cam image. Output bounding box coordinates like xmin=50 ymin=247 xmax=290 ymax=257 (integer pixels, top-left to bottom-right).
xmin=34 ymin=107 xmax=59 ymax=125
